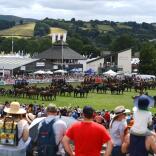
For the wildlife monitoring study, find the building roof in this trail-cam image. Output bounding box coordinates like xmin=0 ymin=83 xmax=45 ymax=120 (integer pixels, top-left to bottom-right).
xmin=49 ymin=27 xmax=67 ymax=34
xmin=0 ymin=57 xmax=39 ymax=70
xmin=33 ymin=46 xmax=85 ymax=60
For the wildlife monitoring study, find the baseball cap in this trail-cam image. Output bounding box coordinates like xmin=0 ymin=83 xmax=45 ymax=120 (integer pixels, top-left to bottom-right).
xmin=83 ymin=106 xmax=94 ymax=115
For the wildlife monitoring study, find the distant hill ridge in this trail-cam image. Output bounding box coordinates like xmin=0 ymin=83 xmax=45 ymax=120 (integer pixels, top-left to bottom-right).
xmin=0 ymin=15 xmax=38 ymax=23
xmin=0 ymin=15 xmax=156 ymax=55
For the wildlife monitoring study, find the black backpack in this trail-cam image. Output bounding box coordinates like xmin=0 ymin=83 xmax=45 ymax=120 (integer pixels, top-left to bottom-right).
xmin=36 ymin=118 xmax=58 ymax=156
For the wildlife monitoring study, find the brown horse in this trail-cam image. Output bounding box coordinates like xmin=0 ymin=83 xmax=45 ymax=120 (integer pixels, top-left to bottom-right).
xmin=14 ymin=88 xmax=25 ymax=98
xmin=40 ymin=89 xmax=57 ymax=101
xmin=26 ymin=89 xmax=39 ymax=100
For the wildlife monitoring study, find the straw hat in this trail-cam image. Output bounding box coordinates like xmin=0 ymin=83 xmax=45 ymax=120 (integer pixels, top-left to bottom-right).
xmin=26 ymin=113 xmax=36 ymax=124
xmin=113 ymin=106 xmax=130 ymax=119
xmin=4 ymin=101 xmax=26 ymax=114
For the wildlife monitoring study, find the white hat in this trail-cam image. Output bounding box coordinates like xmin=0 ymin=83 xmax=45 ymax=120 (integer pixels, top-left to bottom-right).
xmin=4 ymin=101 xmax=26 ymax=114
xmin=113 ymin=106 xmax=130 ymax=118
xmin=26 ymin=113 xmax=36 ymax=124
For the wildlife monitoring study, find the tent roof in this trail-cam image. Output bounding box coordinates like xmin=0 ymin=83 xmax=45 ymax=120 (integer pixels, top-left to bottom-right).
xmin=54 ymin=69 xmax=67 ymax=73
xmin=34 ymin=70 xmax=45 ymax=74
xmin=0 ymin=57 xmax=39 ymax=70
xmin=103 ymin=70 xmax=117 ymax=75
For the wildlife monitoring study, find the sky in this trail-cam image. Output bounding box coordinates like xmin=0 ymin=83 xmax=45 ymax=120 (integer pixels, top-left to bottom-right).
xmin=0 ymin=0 xmax=155 ymax=23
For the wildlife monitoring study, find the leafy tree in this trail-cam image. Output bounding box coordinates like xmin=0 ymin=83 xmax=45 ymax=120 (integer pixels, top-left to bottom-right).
xmin=0 ymin=20 xmax=15 ymax=30
xmin=20 ymin=20 xmax=23 ymax=25
xmin=82 ymin=44 xmax=100 ymax=57
xmin=71 ymin=18 xmax=76 ymax=23
xmin=97 ymin=34 xmax=112 ymax=45
xmin=0 ymin=38 xmax=12 ymax=53
xmin=139 ymin=43 xmax=156 ymax=74
xmin=111 ymin=34 xmax=134 ymax=52
xmin=34 ymin=22 xmax=50 ymax=37
xmin=14 ymin=38 xmax=28 ymax=54
xmin=38 ymin=37 xmax=52 ymax=52
xmin=67 ymin=37 xmax=83 ymax=54
xmin=27 ymin=40 xmax=39 ymax=55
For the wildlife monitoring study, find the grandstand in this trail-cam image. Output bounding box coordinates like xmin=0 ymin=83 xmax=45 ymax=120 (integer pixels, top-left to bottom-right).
xmin=0 ymin=57 xmax=39 ymax=76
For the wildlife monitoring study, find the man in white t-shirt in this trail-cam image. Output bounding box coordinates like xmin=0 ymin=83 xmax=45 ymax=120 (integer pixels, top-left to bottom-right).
xmin=130 ymin=95 xmax=154 ymax=135
xmin=129 ymin=95 xmax=156 ymax=156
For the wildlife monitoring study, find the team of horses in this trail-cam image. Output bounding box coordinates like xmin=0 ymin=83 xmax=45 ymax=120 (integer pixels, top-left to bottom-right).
xmin=0 ymin=77 xmax=156 ymax=101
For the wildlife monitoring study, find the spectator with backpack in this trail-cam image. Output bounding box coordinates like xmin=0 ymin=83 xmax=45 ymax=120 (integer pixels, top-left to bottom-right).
xmin=0 ymin=101 xmax=30 ymax=156
xmin=36 ymin=103 xmax=67 ymax=156
xmin=3 ymin=101 xmax=29 ymax=147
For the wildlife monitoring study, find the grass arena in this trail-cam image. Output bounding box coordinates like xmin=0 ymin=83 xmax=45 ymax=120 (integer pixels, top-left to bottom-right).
xmin=0 ymin=82 xmax=156 ymax=113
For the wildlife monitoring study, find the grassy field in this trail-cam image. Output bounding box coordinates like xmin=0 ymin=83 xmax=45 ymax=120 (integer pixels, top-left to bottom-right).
xmin=0 ymin=84 xmax=156 ymax=113
xmin=49 ymin=27 xmax=67 ymax=34
xmin=97 ymin=24 xmax=114 ymax=32
xmin=117 ymin=23 xmax=132 ymax=29
xmin=84 ymin=23 xmax=114 ymax=32
xmin=0 ymin=22 xmax=35 ymax=38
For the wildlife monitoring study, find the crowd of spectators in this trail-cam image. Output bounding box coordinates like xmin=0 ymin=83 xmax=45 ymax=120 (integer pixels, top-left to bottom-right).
xmin=0 ymin=95 xmax=156 ymax=156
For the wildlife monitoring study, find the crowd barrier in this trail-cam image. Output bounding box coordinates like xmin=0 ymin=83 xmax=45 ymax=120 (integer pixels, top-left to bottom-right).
xmin=1 ymin=78 xmax=84 ymax=85
xmin=0 ymin=80 xmax=5 ymax=86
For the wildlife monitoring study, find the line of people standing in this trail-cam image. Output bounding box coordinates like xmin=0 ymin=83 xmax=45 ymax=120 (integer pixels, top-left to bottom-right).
xmin=0 ymin=94 xmax=156 ymax=156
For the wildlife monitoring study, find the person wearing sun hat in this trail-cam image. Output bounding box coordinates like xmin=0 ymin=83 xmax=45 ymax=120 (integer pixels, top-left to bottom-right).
xmin=130 ymin=94 xmax=155 ymax=136
xmin=4 ymin=101 xmax=26 ymax=115
xmin=127 ymin=94 xmax=156 ymax=156
xmin=121 ymin=95 xmax=156 ymax=156
xmin=0 ymin=101 xmax=31 ymax=156
xmin=26 ymin=113 xmax=36 ymax=125
xmin=3 ymin=101 xmax=29 ymax=147
xmin=109 ymin=105 xmax=129 ymax=156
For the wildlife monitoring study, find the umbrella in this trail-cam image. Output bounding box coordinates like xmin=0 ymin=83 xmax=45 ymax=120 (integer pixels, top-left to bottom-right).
xmin=45 ymin=70 xmax=53 ymax=74
xmin=70 ymin=68 xmax=81 ymax=73
xmin=54 ymin=69 xmax=67 ymax=74
xmin=34 ymin=70 xmax=45 ymax=74
xmin=103 ymin=70 xmax=117 ymax=76
xmin=84 ymin=68 xmax=95 ymax=75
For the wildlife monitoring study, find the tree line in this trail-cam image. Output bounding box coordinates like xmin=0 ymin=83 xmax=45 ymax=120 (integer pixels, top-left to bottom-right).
xmin=0 ymin=20 xmax=15 ymax=30
xmin=0 ymin=18 xmax=156 ymax=74
xmin=0 ymin=37 xmax=52 ymax=55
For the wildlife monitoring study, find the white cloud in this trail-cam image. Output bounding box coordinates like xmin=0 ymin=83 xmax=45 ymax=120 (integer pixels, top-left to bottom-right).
xmin=0 ymin=0 xmax=155 ymax=23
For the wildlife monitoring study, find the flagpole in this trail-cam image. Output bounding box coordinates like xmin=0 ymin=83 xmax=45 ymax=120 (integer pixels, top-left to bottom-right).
xmin=11 ymin=35 xmax=14 ymax=53
xmin=61 ymin=40 xmax=63 ymax=70
xmin=2 ymin=66 xmax=4 ymax=78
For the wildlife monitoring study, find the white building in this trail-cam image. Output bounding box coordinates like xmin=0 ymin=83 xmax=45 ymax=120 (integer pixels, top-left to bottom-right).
xmin=79 ymin=49 xmax=132 ymax=74
xmin=78 ymin=57 xmax=103 ymax=72
xmin=117 ymin=49 xmax=132 ymax=73
xmin=49 ymin=27 xmax=67 ymax=43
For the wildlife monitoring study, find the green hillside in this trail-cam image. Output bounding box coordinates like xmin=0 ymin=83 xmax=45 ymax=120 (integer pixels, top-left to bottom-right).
xmin=0 ymin=22 xmax=36 ymax=38
xmin=97 ymin=24 xmax=114 ymax=32
xmin=0 ymin=15 xmax=37 ymax=23
xmin=0 ymin=17 xmax=156 ymax=61
xmin=116 ymin=23 xmax=132 ymax=29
